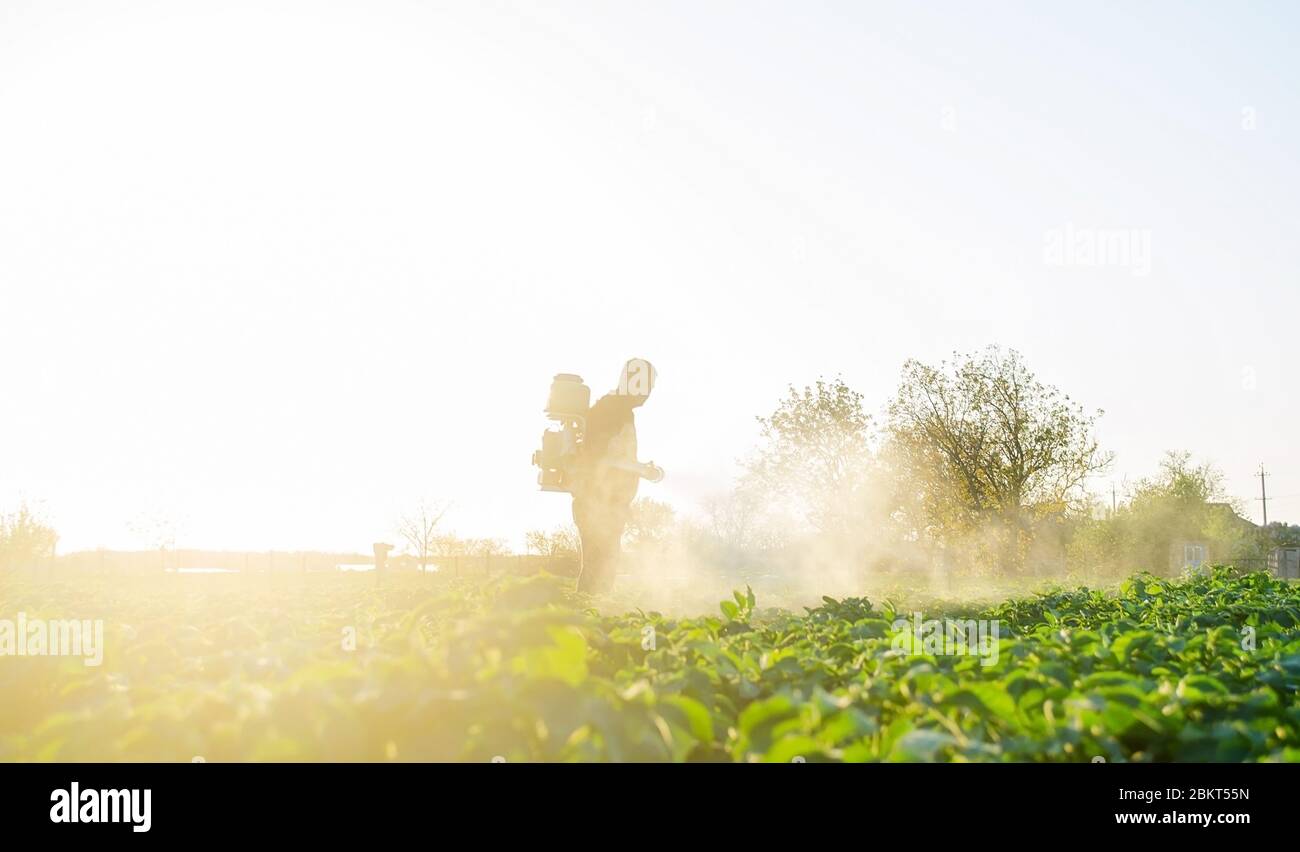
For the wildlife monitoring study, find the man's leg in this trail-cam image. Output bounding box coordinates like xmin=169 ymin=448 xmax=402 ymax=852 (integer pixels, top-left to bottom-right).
xmin=576 ymin=526 xmax=617 ymax=594
xmin=574 ymin=499 xmax=621 ymax=595
xmin=572 ymin=498 xmax=599 ymax=593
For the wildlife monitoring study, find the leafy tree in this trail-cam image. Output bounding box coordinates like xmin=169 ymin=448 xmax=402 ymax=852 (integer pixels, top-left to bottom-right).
xmin=1063 ymin=497 xmax=1126 ymax=577
xmin=1263 ymin=522 xmax=1300 ymax=548
xmin=1131 ymin=451 xmax=1226 ymax=507
xmin=622 ymin=498 xmax=677 ymax=550
xmin=745 ymin=377 xmax=877 ymax=538
xmin=887 ymin=346 xmax=1111 ymax=572
xmin=702 ymin=485 xmax=787 ymax=550
xmin=1067 ymin=452 xmax=1258 ymax=575
xmin=1127 ymin=452 xmax=1218 ymax=566
xmin=0 ymin=503 xmax=59 ymax=570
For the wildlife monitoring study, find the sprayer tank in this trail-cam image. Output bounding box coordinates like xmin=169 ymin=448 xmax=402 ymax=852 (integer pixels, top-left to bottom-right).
xmin=546 ymin=374 xmax=590 ymax=418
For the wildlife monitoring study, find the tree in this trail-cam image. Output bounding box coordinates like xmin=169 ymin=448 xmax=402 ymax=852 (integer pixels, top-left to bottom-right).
xmin=467 ymin=537 xmax=510 ymax=557
xmin=1264 ymin=522 xmax=1300 ymax=548
xmin=397 ymin=499 xmax=450 ymax=573
xmin=1131 ymin=451 xmax=1226 ymax=506
xmin=1127 ymin=451 xmax=1255 ymax=570
xmin=0 ymin=503 xmax=58 ymax=570
xmin=525 ymin=525 xmax=580 ymax=557
xmin=412 ymin=532 xmax=512 ymax=567
xmin=1064 ymin=496 xmax=1127 ymax=577
xmin=1066 ymin=452 xmax=1259 ymax=576
xmin=887 ymin=346 xmax=1111 ymax=572
xmin=623 ymin=498 xmax=677 ymax=550
xmin=703 ymin=486 xmax=769 ymax=550
xmin=745 ymin=377 xmax=877 ymax=538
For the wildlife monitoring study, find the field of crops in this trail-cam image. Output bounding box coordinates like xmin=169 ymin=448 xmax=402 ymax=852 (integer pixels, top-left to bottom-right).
xmin=3 ymin=568 xmax=1299 ymax=762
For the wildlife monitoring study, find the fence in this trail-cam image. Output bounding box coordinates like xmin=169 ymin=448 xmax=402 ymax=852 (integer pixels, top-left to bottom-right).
xmin=42 ymin=550 xmax=580 ymax=579
xmin=415 ymin=554 xmax=578 ymax=578
xmin=1270 ymin=548 xmax=1300 ymax=579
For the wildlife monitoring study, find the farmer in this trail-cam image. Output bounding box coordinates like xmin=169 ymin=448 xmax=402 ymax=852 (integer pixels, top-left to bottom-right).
xmin=570 ymin=358 xmax=656 ymax=594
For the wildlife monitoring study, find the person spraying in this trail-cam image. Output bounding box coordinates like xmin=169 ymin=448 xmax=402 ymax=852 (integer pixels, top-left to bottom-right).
xmin=532 ymin=358 xmax=662 ymax=594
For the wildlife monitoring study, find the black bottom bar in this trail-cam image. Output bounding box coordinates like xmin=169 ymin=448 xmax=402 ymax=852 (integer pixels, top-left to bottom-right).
xmin=1 ymin=762 xmax=1283 ymax=839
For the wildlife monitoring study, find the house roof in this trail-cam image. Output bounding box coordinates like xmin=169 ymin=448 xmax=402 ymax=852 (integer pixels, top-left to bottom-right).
xmin=1206 ymin=503 xmax=1258 ymax=528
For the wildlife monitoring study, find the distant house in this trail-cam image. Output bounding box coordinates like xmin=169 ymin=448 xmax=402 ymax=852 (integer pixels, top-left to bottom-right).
xmin=1169 ymin=503 xmax=1259 ymax=574
xmin=1170 ymin=540 xmax=1209 ymax=573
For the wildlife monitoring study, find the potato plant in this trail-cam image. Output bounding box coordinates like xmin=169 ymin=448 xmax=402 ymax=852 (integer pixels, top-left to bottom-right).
xmin=2 ymin=568 xmax=1297 ymax=762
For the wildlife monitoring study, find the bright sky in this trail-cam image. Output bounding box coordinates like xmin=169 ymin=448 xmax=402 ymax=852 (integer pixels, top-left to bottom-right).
xmin=2 ymin=1 xmax=1298 ymax=552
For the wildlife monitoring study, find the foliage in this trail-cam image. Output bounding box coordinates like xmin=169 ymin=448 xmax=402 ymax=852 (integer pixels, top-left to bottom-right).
xmin=745 ymin=377 xmax=878 ymax=538
xmin=525 ymin=525 xmax=579 ymax=558
xmin=0 ymin=503 xmax=58 ymax=570
xmin=1264 ymin=522 xmax=1300 ymax=549
xmin=622 ymin=498 xmax=677 ymax=550
xmin=4 ymin=567 xmax=1299 ymax=762
xmin=1068 ymin=452 xmax=1261 ymax=575
xmin=887 ymin=346 xmax=1111 ymax=571
xmin=701 ymin=485 xmax=790 ymax=552
xmin=430 ymin=534 xmax=510 ymax=558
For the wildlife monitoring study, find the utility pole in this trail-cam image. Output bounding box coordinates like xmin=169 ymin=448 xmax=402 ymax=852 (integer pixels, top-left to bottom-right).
xmin=1111 ymin=483 xmax=1117 ymax=516
xmin=1257 ymin=464 xmax=1269 ymax=527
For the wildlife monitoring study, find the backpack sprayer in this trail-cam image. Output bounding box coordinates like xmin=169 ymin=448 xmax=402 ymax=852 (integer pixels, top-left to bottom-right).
xmin=533 ymin=373 xmax=588 ymax=493
xmin=532 ymin=373 xmax=664 ymax=493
